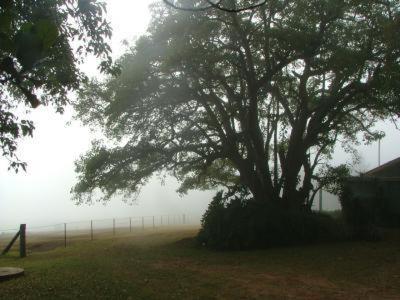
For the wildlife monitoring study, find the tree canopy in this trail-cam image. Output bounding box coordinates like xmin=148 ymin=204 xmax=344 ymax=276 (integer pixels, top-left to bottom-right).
xmin=0 ymin=0 xmax=115 ymax=171
xmin=73 ymin=0 xmax=400 ymax=208
xmin=163 ymin=0 xmax=268 ymax=12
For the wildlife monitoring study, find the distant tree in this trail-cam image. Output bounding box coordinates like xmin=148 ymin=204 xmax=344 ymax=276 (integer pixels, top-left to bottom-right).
xmin=73 ymin=0 xmax=399 ymax=210
xmin=163 ymin=0 xmax=267 ymax=12
xmin=0 ymin=0 xmax=116 ymax=171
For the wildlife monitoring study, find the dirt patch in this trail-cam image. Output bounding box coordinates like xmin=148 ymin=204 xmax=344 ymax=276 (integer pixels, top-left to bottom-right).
xmin=152 ymin=259 xmax=399 ymax=299
xmin=172 ymin=237 xmax=198 ymax=248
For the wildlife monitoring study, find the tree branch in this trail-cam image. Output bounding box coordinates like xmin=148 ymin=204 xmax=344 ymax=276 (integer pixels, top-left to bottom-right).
xmin=163 ymin=0 xmax=267 ymax=13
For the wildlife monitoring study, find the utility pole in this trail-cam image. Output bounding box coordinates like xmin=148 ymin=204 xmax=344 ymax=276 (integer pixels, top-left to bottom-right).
xmin=378 ymin=137 xmax=381 ymax=166
xmin=319 ymin=189 xmax=323 ymax=212
xmin=273 ymin=97 xmax=279 ymax=187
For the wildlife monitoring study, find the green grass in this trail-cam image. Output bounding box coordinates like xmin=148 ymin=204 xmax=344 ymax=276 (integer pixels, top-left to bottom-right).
xmin=1 ymin=226 xmax=399 ymax=299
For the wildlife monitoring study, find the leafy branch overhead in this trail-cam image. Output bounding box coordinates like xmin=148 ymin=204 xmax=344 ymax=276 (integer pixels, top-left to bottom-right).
xmin=0 ymin=0 xmax=116 ymax=171
xmin=74 ymin=0 xmax=399 ymax=207
xmin=163 ymin=0 xmax=267 ymax=12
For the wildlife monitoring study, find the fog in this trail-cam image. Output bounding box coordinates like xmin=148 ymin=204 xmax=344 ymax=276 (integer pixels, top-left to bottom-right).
xmin=1 ymin=1 xmax=399 ymax=229
xmin=0 ymin=0 xmax=212 ymax=229
xmin=0 ymin=106 xmax=213 ymax=228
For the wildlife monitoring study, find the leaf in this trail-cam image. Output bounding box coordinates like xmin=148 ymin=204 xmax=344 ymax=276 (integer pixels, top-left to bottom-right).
xmin=0 ymin=11 xmax=13 ymax=35
xmin=13 ymin=19 xmax=59 ymax=69
xmin=0 ymin=32 xmax=14 ymax=52
xmin=0 ymin=0 xmax=13 ymax=10
xmin=35 ymin=19 xmax=59 ymax=50
xmin=14 ymin=25 xmax=43 ymax=69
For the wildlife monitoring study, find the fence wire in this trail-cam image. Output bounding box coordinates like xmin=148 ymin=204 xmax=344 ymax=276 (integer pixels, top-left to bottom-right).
xmin=0 ymin=214 xmax=200 ymax=255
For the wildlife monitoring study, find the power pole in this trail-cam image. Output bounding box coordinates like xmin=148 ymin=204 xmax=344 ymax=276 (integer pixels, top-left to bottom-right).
xmin=378 ymin=138 xmax=381 ymax=166
xmin=273 ymin=98 xmax=279 ymax=187
xmin=319 ymin=189 xmax=323 ymax=212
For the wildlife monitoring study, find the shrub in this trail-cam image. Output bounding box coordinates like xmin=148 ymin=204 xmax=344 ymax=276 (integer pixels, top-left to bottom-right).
xmin=339 ymin=185 xmax=382 ymax=241
xmin=197 ymin=191 xmax=346 ymax=250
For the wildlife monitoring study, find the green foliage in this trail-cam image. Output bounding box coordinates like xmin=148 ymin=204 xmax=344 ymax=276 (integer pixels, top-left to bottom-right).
xmin=0 ymin=98 xmax=34 ymax=171
xmin=339 ymin=185 xmax=382 ymax=240
xmin=74 ymin=0 xmax=400 ymax=208
xmin=177 ymin=159 xmax=240 ymax=194
xmin=340 ymin=180 xmax=400 ymax=240
xmin=0 ymin=0 xmax=116 ymax=171
xmin=198 ymin=191 xmax=346 ymax=250
xmin=317 ymin=164 xmax=351 ymax=196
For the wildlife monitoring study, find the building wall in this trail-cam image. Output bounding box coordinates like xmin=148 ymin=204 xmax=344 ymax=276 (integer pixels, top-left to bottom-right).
xmin=345 ymin=178 xmax=400 ymax=225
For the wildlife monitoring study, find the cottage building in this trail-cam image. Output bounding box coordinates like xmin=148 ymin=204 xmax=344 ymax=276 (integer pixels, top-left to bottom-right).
xmin=364 ymin=157 xmax=400 ymax=178
xmin=344 ymin=157 xmax=400 ymax=226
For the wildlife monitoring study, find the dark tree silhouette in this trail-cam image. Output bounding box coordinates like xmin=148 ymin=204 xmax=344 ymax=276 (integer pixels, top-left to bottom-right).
xmin=73 ymin=0 xmax=399 ymax=211
xmin=163 ymin=0 xmax=267 ymax=12
xmin=0 ymin=0 xmax=116 ymax=171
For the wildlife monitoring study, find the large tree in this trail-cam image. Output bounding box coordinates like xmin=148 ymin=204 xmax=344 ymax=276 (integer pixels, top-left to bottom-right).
xmin=73 ymin=0 xmax=400 ymax=209
xmin=0 ymin=0 xmax=115 ymax=171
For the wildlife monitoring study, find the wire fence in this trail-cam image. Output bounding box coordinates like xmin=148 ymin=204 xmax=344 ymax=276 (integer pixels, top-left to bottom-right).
xmin=0 ymin=214 xmax=200 ymax=255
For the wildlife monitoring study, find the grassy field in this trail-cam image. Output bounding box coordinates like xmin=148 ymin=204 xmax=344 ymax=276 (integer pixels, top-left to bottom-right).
xmin=0 ymin=226 xmax=399 ymax=299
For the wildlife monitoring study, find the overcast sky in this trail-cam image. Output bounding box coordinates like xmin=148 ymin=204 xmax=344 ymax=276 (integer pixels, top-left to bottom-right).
xmin=0 ymin=0 xmax=213 ymax=230
xmin=0 ymin=1 xmax=399 ymax=230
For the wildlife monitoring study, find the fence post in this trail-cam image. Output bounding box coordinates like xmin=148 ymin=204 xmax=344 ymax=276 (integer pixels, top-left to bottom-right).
xmin=18 ymin=224 xmax=26 ymax=258
xmin=142 ymin=217 xmax=144 ymax=230
xmin=64 ymin=223 xmax=67 ymax=248
xmin=152 ymin=216 xmax=155 ymax=229
xmin=183 ymin=214 xmax=186 ymax=225
xmin=129 ymin=217 xmax=132 ymax=233
xmin=168 ymin=215 xmax=170 ymax=226
xmin=160 ymin=215 xmax=163 ymax=226
xmin=113 ymin=218 xmax=116 ymax=236
xmin=90 ymin=220 xmax=93 ymax=241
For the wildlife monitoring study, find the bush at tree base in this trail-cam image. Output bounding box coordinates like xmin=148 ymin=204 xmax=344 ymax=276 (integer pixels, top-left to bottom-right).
xmin=197 ymin=191 xmax=347 ymax=250
xmin=340 ymin=181 xmax=400 ymax=229
xmin=339 ymin=185 xmax=387 ymax=241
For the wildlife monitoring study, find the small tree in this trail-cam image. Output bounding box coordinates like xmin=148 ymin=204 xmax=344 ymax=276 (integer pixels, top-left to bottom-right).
xmin=73 ymin=0 xmax=399 ymax=212
xmin=0 ymin=0 xmax=116 ymax=171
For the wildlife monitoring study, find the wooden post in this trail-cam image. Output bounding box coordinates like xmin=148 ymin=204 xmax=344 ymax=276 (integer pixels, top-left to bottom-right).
xmin=90 ymin=220 xmax=93 ymax=240
xmin=183 ymin=214 xmax=186 ymax=225
xmin=142 ymin=217 xmax=144 ymax=230
xmin=152 ymin=216 xmax=155 ymax=229
xmin=168 ymin=215 xmax=170 ymax=226
xmin=19 ymin=224 xmax=26 ymax=258
xmin=113 ymin=218 xmax=116 ymax=236
xmin=160 ymin=215 xmax=163 ymax=226
xmin=64 ymin=223 xmax=67 ymax=248
xmin=129 ymin=217 xmax=132 ymax=233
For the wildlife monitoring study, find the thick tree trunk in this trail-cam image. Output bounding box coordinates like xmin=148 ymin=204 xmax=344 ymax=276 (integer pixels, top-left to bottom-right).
xmin=236 ymin=161 xmax=272 ymax=203
xmin=282 ymin=145 xmax=310 ymax=209
xmin=280 ymin=98 xmax=312 ymax=210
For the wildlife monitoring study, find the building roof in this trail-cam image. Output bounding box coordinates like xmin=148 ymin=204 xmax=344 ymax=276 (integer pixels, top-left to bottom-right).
xmin=365 ymin=156 xmax=400 ymax=177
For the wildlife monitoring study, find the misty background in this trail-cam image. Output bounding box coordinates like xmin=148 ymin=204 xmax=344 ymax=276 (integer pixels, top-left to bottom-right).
xmin=0 ymin=0 xmax=399 ymax=229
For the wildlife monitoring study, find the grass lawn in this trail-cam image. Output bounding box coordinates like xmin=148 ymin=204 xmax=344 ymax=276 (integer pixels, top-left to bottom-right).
xmin=0 ymin=226 xmax=399 ymax=299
